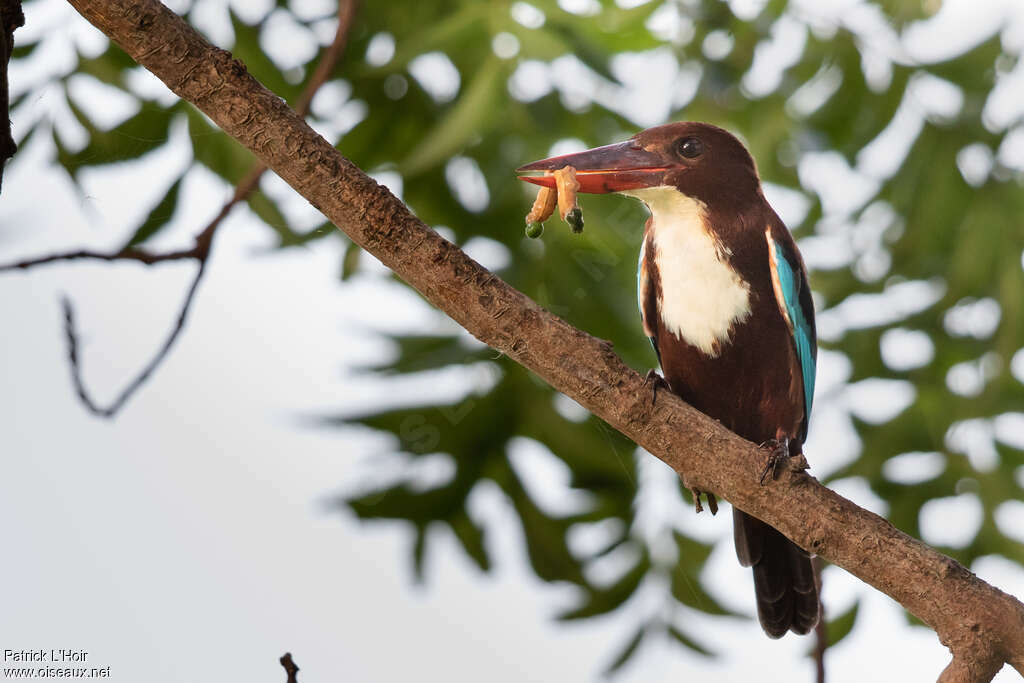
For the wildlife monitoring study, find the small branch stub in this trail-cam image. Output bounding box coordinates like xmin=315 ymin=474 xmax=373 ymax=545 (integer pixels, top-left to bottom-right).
xmin=279 ymin=652 xmax=299 ymax=683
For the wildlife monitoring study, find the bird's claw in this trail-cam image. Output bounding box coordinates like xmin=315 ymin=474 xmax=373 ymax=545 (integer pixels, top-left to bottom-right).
xmin=758 ymin=438 xmax=788 ymax=484
xmin=642 ymin=369 xmax=670 ymax=406
xmin=758 ymin=437 xmax=808 ymax=485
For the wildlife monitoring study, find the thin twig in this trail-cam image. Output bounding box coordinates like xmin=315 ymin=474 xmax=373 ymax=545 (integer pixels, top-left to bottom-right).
xmin=61 ymin=261 xmax=206 ymax=417
xmin=812 ymin=556 xmax=827 ymax=683
xmin=293 ymin=0 xmax=360 ymax=118
xmin=4 ymin=0 xmax=360 ymax=418
xmin=54 ymin=159 xmax=261 ymax=416
xmin=0 ymin=246 xmax=197 ymax=270
xmin=279 ymin=652 xmax=299 ymax=683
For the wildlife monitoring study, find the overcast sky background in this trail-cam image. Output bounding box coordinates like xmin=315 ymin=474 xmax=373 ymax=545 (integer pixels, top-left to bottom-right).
xmin=2 ymin=0 xmax=1024 ymax=681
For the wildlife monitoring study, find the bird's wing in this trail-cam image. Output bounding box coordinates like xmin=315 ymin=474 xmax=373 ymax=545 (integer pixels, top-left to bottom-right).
xmin=765 ymin=228 xmax=817 ymax=441
xmin=638 ymin=225 xmax=660 ymax=362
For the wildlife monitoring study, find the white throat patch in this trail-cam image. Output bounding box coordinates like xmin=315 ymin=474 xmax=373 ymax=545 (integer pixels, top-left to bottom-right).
xmin=625 ymin=186 xmax=751 ymax=357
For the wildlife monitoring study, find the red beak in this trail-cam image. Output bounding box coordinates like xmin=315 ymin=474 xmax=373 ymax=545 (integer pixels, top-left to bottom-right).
xmin=516 ymin=140 xmax=668 ymax=194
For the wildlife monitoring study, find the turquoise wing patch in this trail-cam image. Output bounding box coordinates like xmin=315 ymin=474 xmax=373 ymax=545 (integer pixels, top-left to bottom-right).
xmin=772 ymin=242 xmax=816 ymax=419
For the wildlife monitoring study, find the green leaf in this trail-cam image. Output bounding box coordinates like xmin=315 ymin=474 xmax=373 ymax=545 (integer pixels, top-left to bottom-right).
xmin=246 ymin=189 xmax=292 ymax=240
xmin=76 ymin=46 xmax=138 ymax=88
xmin=369 ymin=4 xmax=488 ymax=74
xmin=521 ymin=406 xmax=637 ymax=492
xmin=12 ymin=40 xmax=40 ymax=60
xmin=228 ymin=10 xmax=299 ymax=100
xmin=341 ymin=240 xmax=361 ymax=280
xmin=926 ymin=36 xmax=1003 ymax=92
xmin=363 ymin=334 xmax=491 ymax=375
xmin=448 ymin=508 xmax=490 ymax=571
xmin=57 ymin=97 xmax=175 ymax=178
xmin=667 ymin=625 xmax=714 ymax=657
xmin=400 ymin=56 xmax=506 ymax=176
xmin=412 ymin=523 xmax=428 ymax=582
xmin=123 ymin=174 xmax=185 ymax=248
xmin=186 ymin=107 xmax=254 ymax=183
xmin=502 ymin=461 xmax=586 ymax=585
xmin=603 ymin=626 xmax=645 ymax=675
xmin=557 ymin=549 xmax=649 ymax=620
xmin=670 ymin=531 xmax=737 ymax=616
xmin=541 ymin=23 xmax=619 ymax=84
xmin=825 ymin=600 xmax=860 ymax=648
xmin=806 ymin=599 xmax=860 ymax=656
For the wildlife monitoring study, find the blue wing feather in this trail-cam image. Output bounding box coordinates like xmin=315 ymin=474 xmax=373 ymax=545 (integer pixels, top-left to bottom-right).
xmin=772 ymin=242 xmax=816 ymax=425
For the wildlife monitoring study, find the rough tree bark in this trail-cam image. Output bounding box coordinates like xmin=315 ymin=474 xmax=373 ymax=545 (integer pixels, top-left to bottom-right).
xmin=63 ymin=1 xmax=1024 ymax=680
xmin=1 ymin=0 xmax=25 ymax=190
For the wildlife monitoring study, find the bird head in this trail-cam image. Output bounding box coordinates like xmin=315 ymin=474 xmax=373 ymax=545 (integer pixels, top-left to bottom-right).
xmin=517 ymin=122 xmax=762 ymax=211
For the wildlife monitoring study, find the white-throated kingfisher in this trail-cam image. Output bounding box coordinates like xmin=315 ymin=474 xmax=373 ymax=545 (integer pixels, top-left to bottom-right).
xmin=518 ymin=122 xmax=819 ymax=638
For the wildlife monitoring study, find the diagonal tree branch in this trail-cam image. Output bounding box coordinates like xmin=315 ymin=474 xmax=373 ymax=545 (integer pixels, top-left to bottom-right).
xmin=812 ymin=557 xmax=827 ymax=683
xmin=60 ymin=1 xmax=1024 ymax=680
xmin=1 ymin=1 xmax=359 ymax=417
xmin=0 ymin=0 xmax=24 ymax=191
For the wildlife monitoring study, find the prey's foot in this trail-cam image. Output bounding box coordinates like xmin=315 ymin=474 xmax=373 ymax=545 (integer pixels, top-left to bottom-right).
xmin=758 ymin=437 xmax=809 ymax=484
xmin=643 ymin=369 xmax=670 ymax=406
xmin=690 ymin=488 xmax=719 ymax=515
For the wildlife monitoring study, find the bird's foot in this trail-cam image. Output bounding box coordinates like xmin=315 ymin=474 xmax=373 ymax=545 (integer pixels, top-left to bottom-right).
xmin=758 ymin=437 xmax=809 ymax=485
xmin=690 ymin=488 xmax=719 ymax=515
xmin=642 ymin=369 xmax=670 ymax=406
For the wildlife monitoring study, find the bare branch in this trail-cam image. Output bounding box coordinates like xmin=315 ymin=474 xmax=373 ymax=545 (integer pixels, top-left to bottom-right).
xmin=279 ymin=653 xmax=299 ymax=683
xmin=0 ymin=246 xmax=197 ymax=270
xmin=812 ymin=557 xmax=827 ymax=683
xmin=293 ymin=0 xmax=359 ymax=118
xmin=60 ymin=261 xmax=205 ymax=417
xmin=58 ymin=1 xmax=1024 ymax=678
xmin=4 ymin=1 xmax=360 ymax=416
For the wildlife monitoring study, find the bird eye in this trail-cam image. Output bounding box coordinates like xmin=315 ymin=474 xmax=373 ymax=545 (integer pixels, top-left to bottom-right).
xmin=678 ymin=137 xmax=703 ymax=159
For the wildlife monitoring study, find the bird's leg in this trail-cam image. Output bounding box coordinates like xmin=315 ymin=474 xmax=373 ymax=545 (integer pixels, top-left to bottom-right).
xmin=758 ymin=434 xmax=809 ymax=484
xmin=759 ymin=436 xmax=789 ymax=484
xmin=642 ymin=369 xmax=670 ymax=406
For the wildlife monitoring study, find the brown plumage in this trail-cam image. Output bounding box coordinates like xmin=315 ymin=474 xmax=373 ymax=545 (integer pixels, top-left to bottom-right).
xmin=518 ymin=121 xmax=820 ymax=637
xmin=635 ymin=123 xmax=818 ymax=637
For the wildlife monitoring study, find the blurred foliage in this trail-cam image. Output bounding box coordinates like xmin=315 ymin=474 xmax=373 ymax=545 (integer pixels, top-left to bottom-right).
xmin=9 ymin=0 xmax=1024 ymax=674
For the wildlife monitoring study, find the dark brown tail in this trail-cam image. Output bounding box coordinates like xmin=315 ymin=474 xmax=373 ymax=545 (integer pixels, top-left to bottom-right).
xmin=733 ymin=508 xmax=818 ymax=638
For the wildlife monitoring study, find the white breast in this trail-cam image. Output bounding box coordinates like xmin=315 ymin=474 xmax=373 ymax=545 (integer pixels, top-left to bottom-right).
xmin=626 ymin=186 xmax=751 ymax=357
